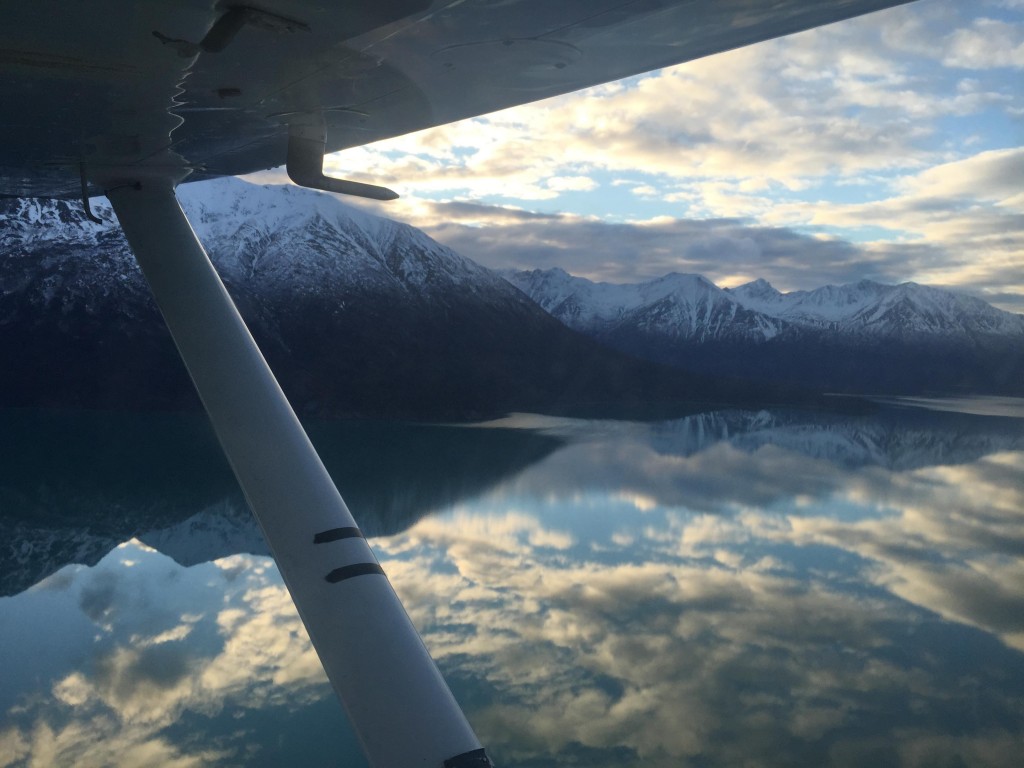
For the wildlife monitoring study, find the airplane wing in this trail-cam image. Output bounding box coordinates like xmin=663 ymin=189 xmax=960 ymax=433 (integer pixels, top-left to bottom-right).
xmin=1 ymin=0 xmax=916 ymax=200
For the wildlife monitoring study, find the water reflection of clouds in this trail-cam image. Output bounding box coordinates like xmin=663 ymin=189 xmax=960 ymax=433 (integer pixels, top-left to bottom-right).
xmin=508 ymin=439 xmax=852 ymax=517
xmin=368 ymin=425 xmax=1024 ymax=767
xmin=779 ymin=452 xmax=1024 ymax=650
xmin=378 ymin=507 xmax=1024 ymax=767
xmin=0 ymin=545 xmax=362 ymax=768
xmin=4 ymin=411 xmax=1023 ymax=767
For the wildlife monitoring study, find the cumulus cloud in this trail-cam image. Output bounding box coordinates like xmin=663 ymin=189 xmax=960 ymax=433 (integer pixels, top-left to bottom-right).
xmin=384 ymin=518 xmax=904 ymax=764
xmin=943 ymin=18 xmax=1024 ymax=69
xmin=330 ymin=34 xmax=944 ymax=198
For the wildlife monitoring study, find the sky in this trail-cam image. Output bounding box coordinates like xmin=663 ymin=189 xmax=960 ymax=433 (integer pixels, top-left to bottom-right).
xmin=250 ymin=0 xmax=1024 ymax=312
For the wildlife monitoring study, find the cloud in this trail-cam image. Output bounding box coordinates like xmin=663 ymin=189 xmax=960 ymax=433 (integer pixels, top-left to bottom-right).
xmin=364 ymin=194 xmax=1024 ymax=312
xmin=943 ymin=19 xmax=1024 ymax=69
xmin=335 ymin=40 xmax=940 ymax=197
xmin=883 ymin=1 xmax=1024 ymax=66
xmin=757 ymin=148 xmax=1024 ymax=304
xmin=371 ymin=411 xmax=1024 ymax=763
xmin=323 ymin=0 xmax=1013 ymax=196
xmin=398 ymin=202 xmax=874 ymax=285
xmin=895 ymin=146 xmax=1024 ymax=201
xmin=77 ymin=571 xmax=120 ymax=624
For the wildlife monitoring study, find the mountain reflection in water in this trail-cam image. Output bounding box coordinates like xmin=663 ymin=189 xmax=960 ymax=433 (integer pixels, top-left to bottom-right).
xmin=0 ymin=409 xmax=562 ymax=594
xmin=2 ymin=402 xmax=1023 ymax=767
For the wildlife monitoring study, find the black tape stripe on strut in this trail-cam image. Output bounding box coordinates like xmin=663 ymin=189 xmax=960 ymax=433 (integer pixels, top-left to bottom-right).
xmin=313 ymin=526 xmax=364 ymax=544
xmin=325 ymin=563 xmax=385 ymax=583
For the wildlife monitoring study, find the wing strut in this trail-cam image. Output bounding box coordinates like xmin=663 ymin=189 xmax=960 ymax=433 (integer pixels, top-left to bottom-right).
xmin=107 ymin=179 xmax=489 ymax=768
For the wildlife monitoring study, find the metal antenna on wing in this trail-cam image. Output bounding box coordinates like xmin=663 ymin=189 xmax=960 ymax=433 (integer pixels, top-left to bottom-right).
xmin=286 ymin=115 xmax=398 ymax=201
xmin=79 ymin=163 xmax=103 ymax=224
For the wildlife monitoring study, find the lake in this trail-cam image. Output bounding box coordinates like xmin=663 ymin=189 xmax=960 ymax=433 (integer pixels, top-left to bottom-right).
xmin=2 ymin=399 xmax=1023 ymax=767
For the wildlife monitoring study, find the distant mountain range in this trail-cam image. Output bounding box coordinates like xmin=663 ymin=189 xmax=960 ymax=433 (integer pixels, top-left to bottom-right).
xmin=505 ymin=268 xmax=1024 ymax=395
xmin=0 ymin=177 xmax=776 ymax=420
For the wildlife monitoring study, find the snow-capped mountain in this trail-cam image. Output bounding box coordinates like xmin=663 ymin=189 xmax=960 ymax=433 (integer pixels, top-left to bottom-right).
xmin=137 ymin=502 xmax=272 ymax=567
xmin=1 ymin=178 xmax=741 ymax=418
xmin=507 ymin=268 xmax=1024 ymax=342
xmin=505 ymin=268 xmax=788 ymax=342
xmin=505 ymin=269 xmax=1024 ymax=395
xmin=178 ymin=179 xmax=507 ymax=301
xmin=728 ymin=277 xmax=1024 ymax=338
xmin=0 ymin=178 xmax=515 ymax=319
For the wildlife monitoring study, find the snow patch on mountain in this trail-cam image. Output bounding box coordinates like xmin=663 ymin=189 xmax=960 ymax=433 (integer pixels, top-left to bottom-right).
xmin=507 ymin=268 xmax=717 ymax=323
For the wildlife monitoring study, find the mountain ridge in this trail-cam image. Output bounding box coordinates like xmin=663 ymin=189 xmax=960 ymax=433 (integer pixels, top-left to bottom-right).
xmin=506 ymin=267 xmax=1024 ymax=339
xmin=505 ymin=268 xmax=1024 ymax=395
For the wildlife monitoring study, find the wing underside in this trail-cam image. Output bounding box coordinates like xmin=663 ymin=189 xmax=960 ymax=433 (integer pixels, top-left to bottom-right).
xmin=1 ymin=0 xmax=915 ymax=199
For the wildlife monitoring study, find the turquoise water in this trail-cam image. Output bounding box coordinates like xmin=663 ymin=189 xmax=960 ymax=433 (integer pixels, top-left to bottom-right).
xmin=2 ymin=400 xmax=1023 ymax=767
